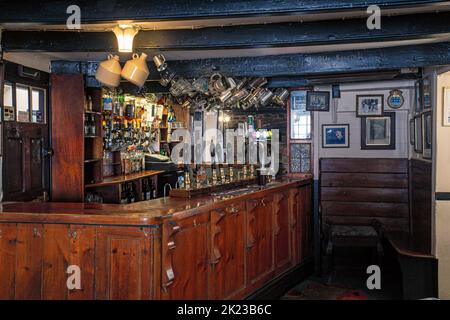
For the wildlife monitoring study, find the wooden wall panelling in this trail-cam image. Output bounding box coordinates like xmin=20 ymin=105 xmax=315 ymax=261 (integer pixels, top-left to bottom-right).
xmin=0 ymin=223 xmax=17 ymax=299
xmin=410 ymin=159 xmax=432 ymax=254
xmin=161 ymin=212 xmax=209 ymax=300
xmin=273 ymin=190 xmax=292 ymax=274
xmin=51 ymin=74 xmax=85 ymax=202
xmin=303 ymin=184 xmax=313 ymax=259
xmin=320 ymin=158 xmax=410 ymax=232
xmin=208 ymin=202 xmax=246 ymax=300
xmin=289 ymin=188 xmax=301 ymax=265
xmin=42 ymin=224 xmax=70 ymax=300
xmin=95 ymin=226 xmax=155 ymax=300
xmin=14 ymin=224 xmax=44 ymax=299
xmin=246 ymin=195 xmax=275 ymax=291
xmin=68 ymin=225 xmax=96 ymax=300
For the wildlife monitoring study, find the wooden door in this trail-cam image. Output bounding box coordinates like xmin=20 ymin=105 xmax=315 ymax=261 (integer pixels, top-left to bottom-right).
xmin=274 ymin=190 xmax=293 ymax=274
xmin=2 ymin=62 xmax=50 ymax=202
xmin=161 ymin=212 xmax=209 ymax=300
xmin=246 ymin=195 xmax=274 ymax=290
xmin=209 ymin=202 xmax=246 ymax=300
xmin=3 ymin=122 xmax=49 ymax=201
xmin=50 ymin=74 xmax=84 ymax=202
xmin=95 ymin=226 xmax=155 ymax=300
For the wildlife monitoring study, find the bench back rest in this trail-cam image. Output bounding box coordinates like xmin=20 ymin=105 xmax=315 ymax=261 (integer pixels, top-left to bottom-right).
xmin=319 ymin=158 xmax=410 ymax=232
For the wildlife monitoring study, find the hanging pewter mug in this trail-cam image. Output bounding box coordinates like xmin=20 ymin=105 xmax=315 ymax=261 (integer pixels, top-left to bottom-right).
xmin=153 ymin=54 xmax=168 ymax=72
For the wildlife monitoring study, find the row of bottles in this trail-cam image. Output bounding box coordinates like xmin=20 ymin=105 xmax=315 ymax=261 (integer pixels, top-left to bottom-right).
xmin=120 ymin=182 xmax=137 ymax=204
xmin=142 ymin=178 xmax=157 ymax=200
xmin=84 ymin=114 xmax=97 ymax=137
xmin=119 ymin=179 xmax=157 ymax=204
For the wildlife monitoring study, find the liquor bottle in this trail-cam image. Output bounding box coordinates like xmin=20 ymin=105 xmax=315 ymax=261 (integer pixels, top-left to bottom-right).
xmin=90 ymin=115 xmax=96 ymax=136
xmin=120 ymin=184 xmax=129 ymax=204
xmin=128 ymin=183 xmax=136 ymax=203
xmin=146 ymin=179 xmax=152 ymax=200
xmin=151 ymin=179 xmax=157 ymax=199
xmin=84 ymin=114 xmax=90 ymax=136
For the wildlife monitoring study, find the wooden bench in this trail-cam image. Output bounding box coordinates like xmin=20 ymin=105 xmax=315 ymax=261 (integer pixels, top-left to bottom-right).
xmin=319 ymin=158 xmax=437 ymax=299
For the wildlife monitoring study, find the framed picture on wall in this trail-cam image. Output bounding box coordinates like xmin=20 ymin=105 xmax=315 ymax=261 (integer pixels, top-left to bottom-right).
xmin=306 ymin=91 xmax=330 ymax=111
xmin=289 ymin=143 xmax=312 ymax=173
xmin=422 ymin=112 xmax=432 ymax=159
xmin=423 ymin=77 xmax=431 ymax=110
xmin=322 ymin=124 xmax=349 ymax=148
xmin=356 ymin=94 xmax=384 ymax=117
xmin=409 ymin=118 xmax=415 ymax=146
xmin=414 ymin=79 xmax=423 ymax=113
xmin=414 ymin=115 xmax=423 ymax=153
xmin=361 ymin=112 xmax=396 ymax=150
xmin=442 ymin=87 xmax=450 ymax=126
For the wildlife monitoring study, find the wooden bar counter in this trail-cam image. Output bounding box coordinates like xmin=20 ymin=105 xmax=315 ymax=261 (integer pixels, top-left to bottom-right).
xmin=0 ymin=178 xmax=313 ymax=300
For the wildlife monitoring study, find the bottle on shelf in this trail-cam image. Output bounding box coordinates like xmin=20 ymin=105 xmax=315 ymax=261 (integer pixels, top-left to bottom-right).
xmin=84 ymin=114 xmax=90 ymax=136
xmin=90 ymin=114 xmax=96 ymax=136
xmin=127 ymin=182 xmax=136 ymax=203
xmin=120 ymin=183 xmax=129 ymax=204
xmin=150 ymin=179 xmax=157 ymax=199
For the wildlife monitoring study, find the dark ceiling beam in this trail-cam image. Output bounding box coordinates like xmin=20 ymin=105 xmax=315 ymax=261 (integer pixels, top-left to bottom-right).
xmin=51 ymin=42 xmax=450 ymax=81
xmin=0 ymin=0 xmax=449 ymax=24
xmin=4 ymin=11 xmax=450 ymax=52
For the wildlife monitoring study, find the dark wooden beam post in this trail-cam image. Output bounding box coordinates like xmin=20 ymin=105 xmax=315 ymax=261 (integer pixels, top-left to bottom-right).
xmin=4 ymin=12 xmax=450 ymax=52
xmin=0 ymin=0 xmax=449 ymax=24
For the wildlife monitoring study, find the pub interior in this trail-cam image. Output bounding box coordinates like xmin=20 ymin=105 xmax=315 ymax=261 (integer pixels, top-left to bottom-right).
xmin=0 ymin=1 xmax=449 ymax=301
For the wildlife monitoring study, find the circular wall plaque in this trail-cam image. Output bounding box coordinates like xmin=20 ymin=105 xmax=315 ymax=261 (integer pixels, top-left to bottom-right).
xmin=387 ymin=89 xmax=404 ymax=109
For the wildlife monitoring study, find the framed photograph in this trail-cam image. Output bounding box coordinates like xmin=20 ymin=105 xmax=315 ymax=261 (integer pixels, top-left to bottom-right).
xmin=422 ymin=112 xmax=432 ymax=159
xmin=414 ymin=116 xmax=423 ymax=153
xmin=415 ymin=79 xmax=423 ymax=113
xmin=361 ymin=112 xmax=396 ymax=150
xmin=306 ymin=91 xmax=330 ymax=112
xmin=443 ymin=87 xmax=450 ymax=126
xmin=289 ymin=90 xmax=311 ymax=140
xmin=410 ymin=118 xmax=415 ymax=146
xmin=423 ymin=77 xmax=431 ymax=110
xmin=322 ymin=124 xmax=349 ymax=148
xmin=356 ymin=94 xmax=384 ymax=117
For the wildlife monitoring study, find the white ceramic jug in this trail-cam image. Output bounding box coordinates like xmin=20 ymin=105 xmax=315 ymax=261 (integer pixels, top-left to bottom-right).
xmin=95 ymin=54 xmax=121 ymax=88
xmin=121 ymin=53 xmax=149 ymax=87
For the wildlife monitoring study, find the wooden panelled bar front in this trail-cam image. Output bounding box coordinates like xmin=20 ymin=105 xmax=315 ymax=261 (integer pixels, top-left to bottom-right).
xmin=0 ymin=178 xmax=312 ymax=300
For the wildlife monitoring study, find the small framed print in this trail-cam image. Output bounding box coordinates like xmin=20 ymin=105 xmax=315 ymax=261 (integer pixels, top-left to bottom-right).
xmin=306 ymin=91 xmax=330 ymax=112
xmin=361 ymin=112 xmax=396 ymax=150
xmin=443 ymin=87 xmax=450 ymax=126
xmin=414 ymin=116 xmax=423 ymax=153
xmin=322 ymin=124 xmax=349 ymax=148
xmin=423 ymin=77 xmax=431 ymax=110
xmin=415 ymin=79 xmax=423 ymax=113
xmin=422 ymin=112 xmax=432 ymax=159
xmin=356 ymin=94 xmax=384 ymax=117
xmin=410 ymin=118 xmax=415 ymax=146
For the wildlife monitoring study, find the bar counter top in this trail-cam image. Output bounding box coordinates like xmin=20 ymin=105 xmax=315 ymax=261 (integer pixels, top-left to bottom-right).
xmin=0 ymin=177 xmax=312 ymax=226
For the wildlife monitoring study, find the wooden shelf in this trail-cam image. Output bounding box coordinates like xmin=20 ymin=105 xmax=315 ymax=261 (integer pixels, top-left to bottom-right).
xmin=85 ymin=135 xmax=101 ymax=139
xmin=85 ymin=170 xmax=164 ymax=188
xmin=85 ymin=111 xmax=102 ymax=115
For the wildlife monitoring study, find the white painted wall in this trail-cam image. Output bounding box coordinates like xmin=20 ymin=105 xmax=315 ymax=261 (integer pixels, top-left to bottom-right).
xmin=312 ymin=80 xmax=415 ymax=177
xmin=434 ymin=70 xmax=450 ymax=299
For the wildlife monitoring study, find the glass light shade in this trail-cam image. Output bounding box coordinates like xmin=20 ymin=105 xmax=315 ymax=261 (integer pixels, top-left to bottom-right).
xmin=113 ymin=25 xmax=138 ymax=53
